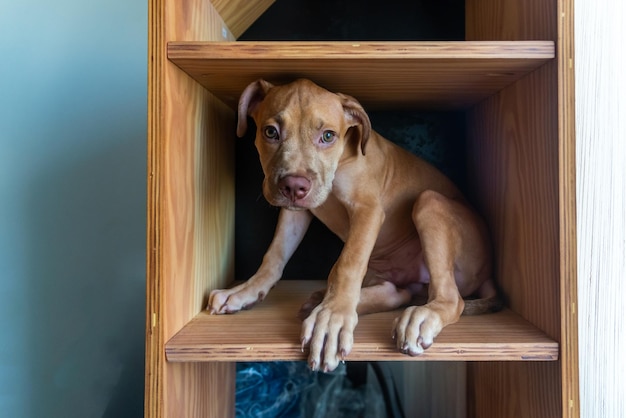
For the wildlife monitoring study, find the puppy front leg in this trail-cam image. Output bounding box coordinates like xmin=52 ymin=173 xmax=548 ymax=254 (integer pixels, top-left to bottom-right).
xmin=301 ymin=206 xmax=384 ymax=372
xmin=393 ymin=191 xmax=475 ymax=355
xmin=207 ymin=208 xmax=312 ymax=314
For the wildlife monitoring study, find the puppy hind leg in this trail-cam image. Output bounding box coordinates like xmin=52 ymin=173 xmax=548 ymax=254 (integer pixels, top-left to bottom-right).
xmin=298 ymin=281 xmax=413 ymax=320
xmin=298 ymin=288 xmax=326 ymax=320
xmin=357 ymin=281 xmax=413 ymax=315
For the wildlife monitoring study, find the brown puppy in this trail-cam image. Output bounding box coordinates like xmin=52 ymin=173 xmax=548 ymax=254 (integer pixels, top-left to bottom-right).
xmin=208 ymin=79 xmax=498 ymax=372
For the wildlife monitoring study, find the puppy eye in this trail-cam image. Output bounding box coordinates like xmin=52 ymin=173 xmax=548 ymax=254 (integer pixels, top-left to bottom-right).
xmin=321 ymin=130 xmax=336 ymax=144
xmin=263 ymin=126 xmax=279 ymax=141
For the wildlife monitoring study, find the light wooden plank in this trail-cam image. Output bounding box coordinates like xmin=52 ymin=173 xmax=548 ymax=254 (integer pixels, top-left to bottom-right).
xmin=167 ymin=41 xmax=555 ymax=109
xmin=165 ymin=280 xmax=558 ymax=362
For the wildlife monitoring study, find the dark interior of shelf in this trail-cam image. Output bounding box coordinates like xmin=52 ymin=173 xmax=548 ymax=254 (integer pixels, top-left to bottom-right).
xmin=239 ymin=0 xmax=466 ymax=41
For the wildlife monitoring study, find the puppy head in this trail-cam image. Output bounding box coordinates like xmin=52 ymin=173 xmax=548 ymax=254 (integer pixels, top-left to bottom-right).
xmin=237 ymin=78 xmax=371 ymax=210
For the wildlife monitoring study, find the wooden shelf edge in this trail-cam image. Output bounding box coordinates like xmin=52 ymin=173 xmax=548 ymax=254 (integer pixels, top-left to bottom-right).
xmin=165 ymin=280 xmax=559 ymax=363
xmin=168 ymin=40 xmax=555 ymax=60
xmin=166 ymin=40 xmax=555 ymax=110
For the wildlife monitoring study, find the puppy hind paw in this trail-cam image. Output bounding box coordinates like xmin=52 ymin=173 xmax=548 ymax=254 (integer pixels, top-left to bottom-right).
xmin=206 ymin=289 xmax=231 ymax=314
xmin=297 ymin=288 xmax=326 ymax=320
xmin=207 ymin=285 xmax=268 ymax=315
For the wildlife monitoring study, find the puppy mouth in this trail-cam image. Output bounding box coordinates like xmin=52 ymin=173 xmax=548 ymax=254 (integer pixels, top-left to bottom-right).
xmin=265 ymin=190 xmax=316 ymax=210
xmin=284 ymin=203 xmax=311 ymax=211
xmin=266 ymin=196 xmax=312 ymax=210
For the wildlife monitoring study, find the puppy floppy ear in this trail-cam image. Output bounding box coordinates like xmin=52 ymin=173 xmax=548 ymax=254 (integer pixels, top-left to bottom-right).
xmin=337 ymin=93 xmax=372 ymax=155
xmin=237 ymin=79 xmax=274 ymax=138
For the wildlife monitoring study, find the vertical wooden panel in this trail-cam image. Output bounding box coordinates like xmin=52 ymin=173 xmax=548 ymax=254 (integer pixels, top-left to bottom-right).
xmin=557 ymin=1 xmax=579 ymax=416
xmin=468 ymin=362 xmax=561 ymax=418
xmin=147 ymin=0 xmax=236 ymax=417
xmin=146 ymin=0 xmax=164 ymax=414
xmin=164 ymin=362 xmax=235 ymax=418
xmin=467 ymin=62 xmax=560 ymax=338
xmin=466 ymin=61 xmax=562 ymax=418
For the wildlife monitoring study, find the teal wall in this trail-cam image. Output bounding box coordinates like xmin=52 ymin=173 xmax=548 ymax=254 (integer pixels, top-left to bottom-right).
xmin=0 ymin=0 xmax=146 ymax=416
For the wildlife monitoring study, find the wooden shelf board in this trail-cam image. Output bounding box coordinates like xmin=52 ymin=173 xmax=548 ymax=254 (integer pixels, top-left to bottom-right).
xmin=167 ymin=41 xmax=554 ymax=109
xmin=165 ymin=280 xmax=558 ymax=363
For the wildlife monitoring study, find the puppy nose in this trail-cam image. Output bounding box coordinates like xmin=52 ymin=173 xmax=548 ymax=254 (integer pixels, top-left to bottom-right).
xmin=278 ymin=175 xmax=311 ymax=201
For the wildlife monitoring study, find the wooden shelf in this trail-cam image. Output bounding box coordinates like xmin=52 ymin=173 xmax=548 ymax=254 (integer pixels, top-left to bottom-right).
xmin=165 ymin=280 xmax=558 ymax=363
xmin=149 ymin=2 xmax=579 ymax=416
xmin=167 ymin=41 xmax=554 ymax=110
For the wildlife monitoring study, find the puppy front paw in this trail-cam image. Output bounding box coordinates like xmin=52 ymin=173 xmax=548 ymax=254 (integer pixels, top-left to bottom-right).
xmin=300 ymin=302 xmax=358 ymax=372
xmin=207 ymin=282 xmax=268 ymax=314
xmin=392 ymin=305 xmax=444 ymax=356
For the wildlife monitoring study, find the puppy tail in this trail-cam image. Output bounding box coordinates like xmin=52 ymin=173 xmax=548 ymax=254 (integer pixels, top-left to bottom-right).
xmin=461 ymin=295 xmax=504 ymax=316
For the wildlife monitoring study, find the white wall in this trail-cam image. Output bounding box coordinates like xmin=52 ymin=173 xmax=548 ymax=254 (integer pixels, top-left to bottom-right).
xmin=575 ymin=0 xmax=626 ymax=417
xmin=0 ymin=1 xmax=146 ymax=417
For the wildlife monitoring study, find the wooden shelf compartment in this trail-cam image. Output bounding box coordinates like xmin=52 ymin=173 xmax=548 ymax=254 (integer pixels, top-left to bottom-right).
xmin=148 ymin=1 xmax=579 ymax=417
xmin=165 ymin=280 xmax=558 ymax=363
xmin=167 ymin=41 xmax=555 ymax=110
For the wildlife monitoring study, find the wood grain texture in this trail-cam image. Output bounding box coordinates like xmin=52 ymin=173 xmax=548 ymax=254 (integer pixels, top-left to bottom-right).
xmin=146 ymin=0 xmax=236 ymax=417
xmin=468 ymin=362 xmax=562 ymax=418
xmin=166 ymin=280 xmax=557 ymax=362
xmin=211 ymin=0 xmax=275 ymax=38
xmin=163 ymin=362 xmax=235 ymax=418
xmin=466 ymin=52 xmax=564 ymax=418
xmin=466 ymin=62 xmax=560 ymax=339
xmin=466 ymin=0 xmax=557 ymax=41
xmin=465 ymin=1 xmax=578 ymax=417
xmin=575 ymin=1 xmax=626 ymax=417
xmin=167 ymin=41 xmax=554 ymax=109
